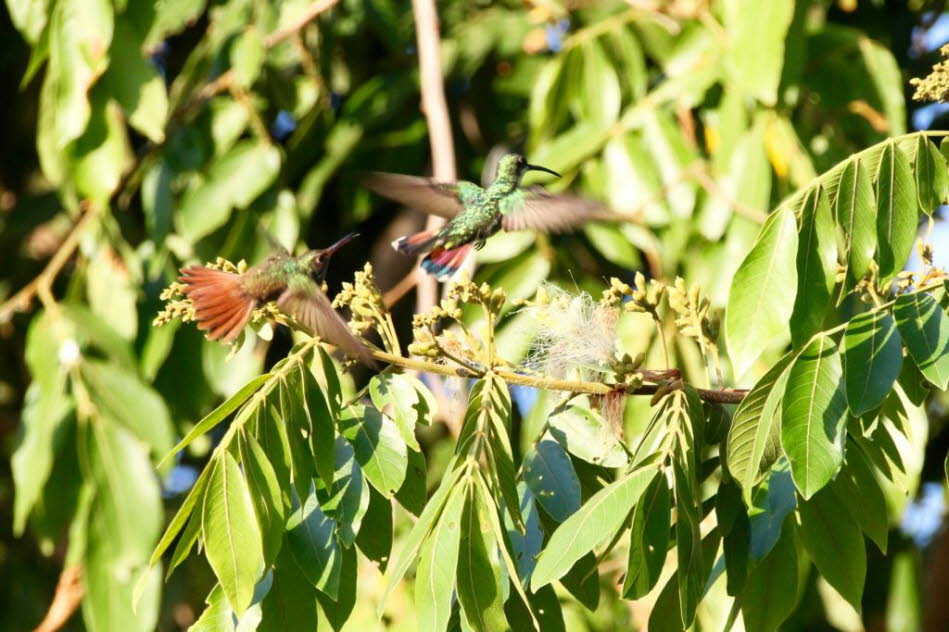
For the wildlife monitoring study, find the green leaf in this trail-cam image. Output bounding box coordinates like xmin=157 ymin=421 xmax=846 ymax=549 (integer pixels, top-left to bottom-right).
xmin=286 ymin=489 xmax=342 ymax=599
xmin=781 ymin=334 xmax=848 ymax=499
xmin=576 ymin=39 xmax=621 ymax=127
xmin=175 ymin=139 xmax=282 ymax=240
xmin=725 ymin=352 xmax=795 ymax=501
xmin=798 ymin=486 xmax=867 ymax=611
xmin=258 ymin=548 xmax=319 ymax=632
xmin=740 ymin=523 xmax=800 ymax=632
xmin=238 ymin=432 xmax=285 ymax=562
xmin=318 ymin=437 xmax=369 ymax=548
xmin=875 ymin=141 xmax=918 ymax=280
xmin=6 ymin=0 xmax=48 ymax=43
xmin=378 ymin=459 xmax=464 ymax=615
xmin=893 ymin=292 xmax=949 ymax=390
xmin=558 ymin=552 xmax=600 ymax=611
xmin=456 ymin=487 xmax=508 ymax=632
xmin=749 ymin=466 xmax=798 ymax=560
xmin=298 ymin=363 xmax=337 ymax=491
xmin=547 ymin=404 xmax=628 ymax=468
xmin=395 ymin=448 xmax=428 ymax=517
xmin=647 ymin=530 xmax=722 ymax=632
xmin=583 ymin=222 xmax=641 ymax=269
xmin=416 ymin=486 xmax=465 ymax=632
xmin=161 ymin=373 xmax=270 ymax=466
xmin=790 ymin=186 xmax=837 ymax=346
xmin=316 ymin=545 xmax=357 ymax=631
xmin=898 ymin=357 xmax=930 ymax=406
xmin=723 ymin=0 xmax=794 ymax=105
xmin=831 ymin=444 xmax=889 ymax=553
xmin=672 ymin=459 xmax=703 ymax=626
xmin=340 ymin=405 xmax=408 ymax=497
xmin=46 ymin=0 xmax=113 ymax=148
xmin=522 ymin=437 xmax=581 ymax=523
xmin=725 ymin=206 xmax=799 ymax=377
xmin=188 ymin=584 xmax=233 ymax=632
xmin=201 ymin=452 xmax=264 ymax=615
xmin=505 ymin=585 xmax=565 ymax=632
xmin=231 ymin=27 xmax=264 ymax=88
xmin=70 ymin=94 xmax=132 ymax=205
xmin=105 ymin=17 xmax=168 ymax=142
xmin=530 ymin=465 xmax=658 ymax=590
xmin=834 ymin=157 xmax=877 ymax=293
xmin=150 ymin=463 xmax=211 ymax=567
xmin=278 ymin=376 xmax=317 ymax=501
xmin=355 ymin=486 xmax=392 ymax=571
xmin=843 ymin=310 xmax=902 ymax=415
xmin=623 ymin=474 xmax=670 ymax=599
xmin=370 ymin=373 xmax=424 ymax=451
xmin=914 ymin=136 xmax=941 ymax=215
xmin=81 ymin=359 xmax=174 ymax=459
xmin=85 ymin=246 xmax=137 ymax=340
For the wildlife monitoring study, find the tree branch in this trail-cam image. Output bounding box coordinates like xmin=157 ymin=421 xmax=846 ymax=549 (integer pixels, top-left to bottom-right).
xmin=411 ymin=0 xmax=457 ymax=313
xmin=0 ymin=205 xmax=97 ymax=323
xmin=368 ymin=349 xmax=748 ymax=404
xmin=33 ymin=565 xmax=82 ymax=632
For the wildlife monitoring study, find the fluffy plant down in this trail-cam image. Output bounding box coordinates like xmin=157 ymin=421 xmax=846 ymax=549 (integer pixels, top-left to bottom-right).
xmin=520 ymin=283 xmax=619 ymax=378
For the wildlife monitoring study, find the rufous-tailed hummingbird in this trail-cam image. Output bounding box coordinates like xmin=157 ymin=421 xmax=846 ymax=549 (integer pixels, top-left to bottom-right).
xmin=178 ymin=233 xmax=373 ymax=365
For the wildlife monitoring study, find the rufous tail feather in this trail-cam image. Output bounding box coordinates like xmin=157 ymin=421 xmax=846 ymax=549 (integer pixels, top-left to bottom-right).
xmin=179 ymin=266 xmax=256 ymax=342
xmin=420 ymin=244 xmax=472 ymax=280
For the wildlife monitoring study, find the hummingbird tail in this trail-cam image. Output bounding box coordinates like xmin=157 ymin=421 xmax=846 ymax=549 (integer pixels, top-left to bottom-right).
xmin=421 ymin=244 xmax=472 ymax=281
xmin=392 ymin=230 xmax=439 ymax=256
xmin=179 ymin=266 xmax=257 ymax=343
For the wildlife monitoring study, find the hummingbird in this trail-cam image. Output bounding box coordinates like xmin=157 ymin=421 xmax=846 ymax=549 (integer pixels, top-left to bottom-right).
xmin=363 ymin=153 xmax=616 ymax=280
xmin=178 ymin=233 xmax=374 ymax=365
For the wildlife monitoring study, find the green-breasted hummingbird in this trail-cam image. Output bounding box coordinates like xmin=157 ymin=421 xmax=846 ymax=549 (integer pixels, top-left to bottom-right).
xmin=178 ymin=233 xmax=373 ymax=365
xmin=363 ymin=153 xmax=616 ymax=280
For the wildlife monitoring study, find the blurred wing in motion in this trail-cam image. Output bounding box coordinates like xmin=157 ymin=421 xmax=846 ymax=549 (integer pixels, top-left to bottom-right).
xmin=361 ymin=172 xmax=478 ymax=218
xmin=179 ymin=266 xmax=257 ymax=343
xmin=500 ymin=187 xmax=620 ymax=233
xmin=277 ymin=280 xmax=375 ymax=367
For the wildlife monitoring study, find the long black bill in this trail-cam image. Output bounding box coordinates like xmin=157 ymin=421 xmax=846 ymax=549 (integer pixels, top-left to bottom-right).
xmin=324 ymin=232 xmax=359 ymax=257
xmin=526 ymin=163 xmax=561 ymax=178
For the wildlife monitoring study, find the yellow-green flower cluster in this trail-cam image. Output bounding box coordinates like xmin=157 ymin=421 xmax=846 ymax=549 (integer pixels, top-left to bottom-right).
xmin=601 ymin=272 xmax=665 ymax=319
xmin=911 ymin=44 xmax=949 ymax=102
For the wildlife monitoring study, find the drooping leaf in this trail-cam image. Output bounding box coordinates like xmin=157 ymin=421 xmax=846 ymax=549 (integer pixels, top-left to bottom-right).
xmin=875 ymin=141 xmax=918 ymax=280
xmin=522 ymin=436 xmax=581 ymax=523
xmin=456 ymin=486 xmax=508 ymax=632
xmin=781 ymin=334 xmax=848 ymax=499
xmin=725 ymin=352 xmax=795 ymax=500
xmin=798 ymin=486 xmax=867 ymax=611
xmin=722 ymin=0 xmax=794 ymax=105
xmin=258 ymin=548 xmax=319 ymax=632
xmin=285 ymin=489 xmax=342 ymax=599
xmin=842 ymin=310 xmax=902 ymax=415
xmin=831 ymin=444 xmax=889 ymax=553
xmin=893 ymin=292 xmax=949 ymax=390
xmin=531 ymin=465 xmax=658 ymax=590
xmin=547 ymin=403 xmax=628 ymax=468
xmin=238 ymin=432 xmax=285 ymax=562
xmin=725 ymin=206 xmax=799 ymax=377
xmin=415 ymin=486 xmax=466 ymax=632
xmin=623 ymin=474 xmax=670 ymax=599
xmin=834 ymin=157 xmax=877 ymax=295
xmin=740 ymin=523 xmax=800 ymax=632
xmin=201 ymin=452 xmax=264 ymax=615
xmin=790 ymin=186 xmax=837 ymax=346
xmin=340 ymin=405 xmax=408 ymax=497
xmin=355 ymin=486 xmax=392 ymax=572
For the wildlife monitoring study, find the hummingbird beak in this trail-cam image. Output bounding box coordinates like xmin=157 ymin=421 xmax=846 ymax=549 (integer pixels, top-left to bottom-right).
xmin=525 ymin=163 xmax=561 ymax=178
xmin=323 ymin=232 xmax=359 ymax=258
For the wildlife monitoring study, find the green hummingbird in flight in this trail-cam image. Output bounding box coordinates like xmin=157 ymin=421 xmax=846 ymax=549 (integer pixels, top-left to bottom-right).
xmin=363 ymin=153 xmax=616 ymax=279
xmin=178 ymin=233 xmax=373 ymax=365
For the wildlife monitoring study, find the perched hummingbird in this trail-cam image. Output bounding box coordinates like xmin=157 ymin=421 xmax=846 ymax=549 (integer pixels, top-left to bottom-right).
xmin=178 ymin=233 xmax=374 ymax=365
xmin=363 ymin=153 xmax=616 ymax=280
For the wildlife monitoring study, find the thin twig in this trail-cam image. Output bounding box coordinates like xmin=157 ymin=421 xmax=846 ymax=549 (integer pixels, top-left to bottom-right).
xmin=263 ymin=0 xmax=340 ymax=47
xmin=0 ymin=206 xmax=98 ymax=323
xmin=411 ymin=0 xmax=457 ymax=314
xmin=367 ymin=349 xmax=747 ymax=404
xmin=33 ymin=566 xmax=82 ymax=632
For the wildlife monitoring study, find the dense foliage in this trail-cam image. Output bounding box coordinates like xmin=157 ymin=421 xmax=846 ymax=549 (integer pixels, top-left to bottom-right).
xmin=3 ymin=1 xmax=949 ymax=631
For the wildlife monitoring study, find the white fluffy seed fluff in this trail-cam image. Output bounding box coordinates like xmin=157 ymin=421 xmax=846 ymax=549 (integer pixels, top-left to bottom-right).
xmin=522 ymin=283 xmax=618 ymax=378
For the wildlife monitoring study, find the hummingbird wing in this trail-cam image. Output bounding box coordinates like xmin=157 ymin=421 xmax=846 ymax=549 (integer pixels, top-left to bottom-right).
xmin=277 ymin=279 xmax=375 ymax=367
xmin=361 ymin=173 xmax=481 ymax=219
xmin=500 ymin=187 xmax=620 ymax=233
